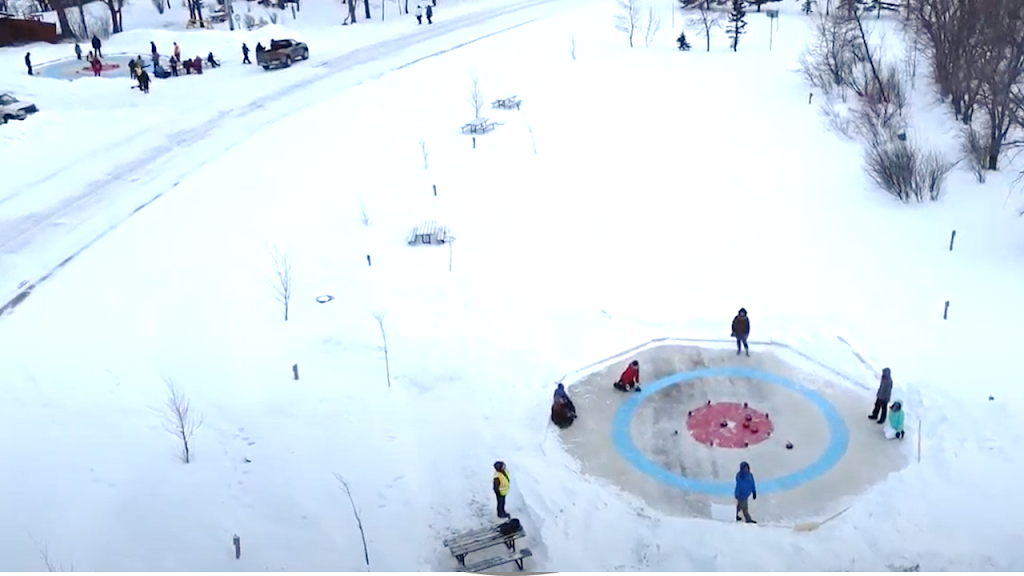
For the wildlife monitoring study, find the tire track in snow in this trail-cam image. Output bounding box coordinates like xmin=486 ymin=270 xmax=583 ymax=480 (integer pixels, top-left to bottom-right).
xmin=0 ymin=0 xmax=569 ymax=318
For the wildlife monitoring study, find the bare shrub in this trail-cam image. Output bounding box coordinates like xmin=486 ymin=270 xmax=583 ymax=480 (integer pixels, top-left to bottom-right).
xmin=162 ymin=379 xmax=203 ymax=464
xmin=372 ymin=312 xmax=391 ymax=388
xmin=864 ymin=134 xmax=952 ymax=202
xmin=615 ymin=0 xmax=641 ymax=47
xmin=800 ymin=11 xmax=858 ymax=99
xmin=466 ymin=70 xmax=483 ymax=119
xmin=262 ymin=245 xmax=295 ymax=322
xmin=821 ymin=99 xmax=854 ymax=139
xmin=418 ymin=138 xmax=429 ymax=169
xmin=358 ymin=196 xmax=371 ymax=226
xmin=642 ymin=4 xmax=662 ymax=47
xmin=333 ymin=473 xmax=371 ymax=569
xmin=961 ymin=125 xmax=989 ymax=183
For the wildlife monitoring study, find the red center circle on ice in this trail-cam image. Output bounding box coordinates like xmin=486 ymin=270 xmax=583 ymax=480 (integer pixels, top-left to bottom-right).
xmin=686 ymin=402 xmax=773 ymax=448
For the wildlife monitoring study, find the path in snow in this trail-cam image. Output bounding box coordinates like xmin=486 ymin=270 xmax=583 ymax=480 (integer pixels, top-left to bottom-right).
xmin=0 ymin=0 xmax=577 ymax=317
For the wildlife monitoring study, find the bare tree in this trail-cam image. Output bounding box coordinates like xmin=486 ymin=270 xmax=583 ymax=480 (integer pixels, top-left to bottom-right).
xmin=150 ymin=0 xmax=165 ymax=13
xmin=466 ymin=70 xmax=483 ymax=119
xmin=162 ymin=379 xmax=203 ymax=464
xmin=358 ymin=196 xmax=371 ymax=226
xmin=262 ymin=245 xmax=294 ymax=321
xmin=418 ymin=138 xmax=429 ymax=169
xmin=801 ymin=10 xmax=859 ymax=98
xmin=29 ymin=536 xmax=74 ymax=572
xmin=642 ymin=4 xmax=662 ymax=47
xmin=688 ymin=1 xmax=722 ymax=52
xmin=615 ymin=0 xmax=641 ymax=47
xmin=333 ymin=473 xmax=370 ymax=570
xmin=372 ymin=312 xmax=391 ymax=388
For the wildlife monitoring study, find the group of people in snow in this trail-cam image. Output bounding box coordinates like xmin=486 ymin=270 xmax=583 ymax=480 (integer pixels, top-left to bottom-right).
xmin=537 ymin=306 xmax=909 ymax=525
xmin=871 ymin=367 xmax=906 ymax=440
xmin=414 ymin=2 xmax=435 ymax=24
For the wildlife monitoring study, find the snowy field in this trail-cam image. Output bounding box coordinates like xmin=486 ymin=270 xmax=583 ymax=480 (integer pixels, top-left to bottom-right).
xmin=2 ymin=0 xmax=1024 ymax=570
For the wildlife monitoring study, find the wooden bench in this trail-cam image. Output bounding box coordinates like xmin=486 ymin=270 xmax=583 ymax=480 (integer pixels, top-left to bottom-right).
xmin=460 ymin=548 xmax=532 ymax=572
xmin=443 ymin=521 xmax=527 ymax=568
xmin=492 ymin=96 xmax=522 ymax=110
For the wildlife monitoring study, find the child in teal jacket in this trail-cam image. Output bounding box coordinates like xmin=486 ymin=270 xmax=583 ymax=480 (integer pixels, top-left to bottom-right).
xmin=887 ymin=399 xmax=905 ymax=440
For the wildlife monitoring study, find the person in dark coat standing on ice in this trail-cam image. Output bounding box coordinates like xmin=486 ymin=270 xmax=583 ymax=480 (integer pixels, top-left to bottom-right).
xmin=614 ymin=360 xmax=641 ymax=392
xmin=91 ymin=34 xmax=102 ymax=58
xmin=493 ymin=461 xmax=511 ymax=519
xmin=869 ymin=367 xmax=893 ymax=425
xmin=425 ymin=3 xmax=433 ymax=24
xmin=731 ymin=308 xmax=750 ymax=356
xmin=151 ymin=41 xmax=158 ymax=61
xmin=734 ymin=461 xmax=757 ymax=523
xmin=242 ymin=43 xmax=251 ymax=64
xmin=24 ymin=52 xmax=32 ymax=75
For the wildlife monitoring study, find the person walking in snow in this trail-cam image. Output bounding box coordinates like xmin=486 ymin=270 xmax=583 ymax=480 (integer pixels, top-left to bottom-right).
xmin=869 ymin=367 xmax=893 ymax=425
xmin=206 ymin=52 xmax=220 ymax=68
xmin=242 ymin=43 xmax=251 ymax=64
xmin=734 ymin=461 xmax=757 ymax=523
xmin=415 ymin=4 xmax=422 ymax=24
xmin=129 ymin=57 xmax=138 ymax=79
xmin=884 ymin=399 xmax=905 ymax=440
xmin=137 ymin=68 xmax=151 ymax=93
xmin=74 ymin=43 xmax=82 ymax=60
xmin=173 ymin=41 xmax=181 ymax=62
xmin=168 ymin=55 xmax=179 ymax=76
xmin=493 ymin=461 xmax=511 ymax=519
xmin=614 ymin=360 xmax=641 ymax=392
xmin=731 ymin=308 xmax=750 ymax=356
xmin=151 ymin=40 xmax=158 ymax=59
xmin=24 ymin=52 xmax=32 ymax=75
xmin=425 ymin=3 xmax=433 ymax=24
xmin=91 ymin=34 xmax=102 ymax=58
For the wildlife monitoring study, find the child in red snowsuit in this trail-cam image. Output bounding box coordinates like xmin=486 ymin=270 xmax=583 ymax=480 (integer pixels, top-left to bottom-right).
xmin=614 ymin=360 xmax=641 ymax=392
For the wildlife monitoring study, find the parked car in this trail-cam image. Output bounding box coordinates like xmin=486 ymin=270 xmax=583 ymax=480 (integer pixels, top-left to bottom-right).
xmin=257 ymin=39 xmax=309 ymax=70
xmin=0 ymin=93 xmax=39 ymax=122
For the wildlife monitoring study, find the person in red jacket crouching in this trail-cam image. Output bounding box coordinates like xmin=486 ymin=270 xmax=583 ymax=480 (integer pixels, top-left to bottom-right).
xmin=614 ymin=360 xmax=641 ymax=392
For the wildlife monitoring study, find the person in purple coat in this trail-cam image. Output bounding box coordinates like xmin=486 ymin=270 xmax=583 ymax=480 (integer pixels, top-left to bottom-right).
xmin=734 ymin=461 xmax=757 ymax=523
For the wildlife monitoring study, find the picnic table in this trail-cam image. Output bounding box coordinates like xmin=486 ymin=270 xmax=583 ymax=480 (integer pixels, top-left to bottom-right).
xmin=461 ymin=117 xmax=499 ymax=134
xmin=492 ymin=95 xmax=522 ymax=110
xmin=443 ymin=519 xmax=531 ymax=572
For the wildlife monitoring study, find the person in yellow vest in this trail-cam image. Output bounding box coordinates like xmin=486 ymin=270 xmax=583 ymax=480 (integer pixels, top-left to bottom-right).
xmin=492 ymin=461 xmax=511 ymax=519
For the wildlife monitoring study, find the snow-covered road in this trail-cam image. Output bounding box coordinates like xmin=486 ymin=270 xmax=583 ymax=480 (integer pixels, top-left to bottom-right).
xmin=0 ymin=0 xmax=574 ymax=316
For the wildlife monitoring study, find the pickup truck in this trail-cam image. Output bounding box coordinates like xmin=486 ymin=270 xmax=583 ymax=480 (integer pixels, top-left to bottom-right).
xmin=257 ymin=39 xmax=309 ymax=70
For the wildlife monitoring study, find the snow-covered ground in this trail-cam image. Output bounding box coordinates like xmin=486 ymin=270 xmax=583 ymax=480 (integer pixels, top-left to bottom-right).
xmin=2 ymin=0 xmax=1024 ymax=570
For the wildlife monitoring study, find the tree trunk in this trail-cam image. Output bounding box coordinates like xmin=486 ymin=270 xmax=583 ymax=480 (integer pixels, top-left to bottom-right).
xmin=50 ymin=0 xmax=74 ymax=38
xmin=76 ymin=0 xmax=88 ymax=38
xmin=363 ymin=0 xmax=370 ymax=19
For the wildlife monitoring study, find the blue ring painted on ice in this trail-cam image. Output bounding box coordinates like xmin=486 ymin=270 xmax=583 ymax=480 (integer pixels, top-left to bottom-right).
xmin=611 ymin=366 xmax=849 ymax=496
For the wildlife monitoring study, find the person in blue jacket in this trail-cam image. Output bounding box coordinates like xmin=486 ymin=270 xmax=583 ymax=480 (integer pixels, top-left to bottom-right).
xmin=734 ymin=461 xmax=757 ymax=523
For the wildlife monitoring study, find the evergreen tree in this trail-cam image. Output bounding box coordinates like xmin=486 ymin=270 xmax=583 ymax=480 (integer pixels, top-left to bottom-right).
xmin=726 ymin=0 xmax=747 ymax=52
xmin=801 ymin=0 xmax=814 ymax=13
xmin=677 ymin=30 xmax=692 ymax=50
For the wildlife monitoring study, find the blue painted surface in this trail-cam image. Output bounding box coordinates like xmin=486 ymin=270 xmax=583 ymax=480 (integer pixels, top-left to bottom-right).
xmin=611 ymin=367 xmax=849 ymax=497
xmin=35 ymin=54 xmax=143 ymax=80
